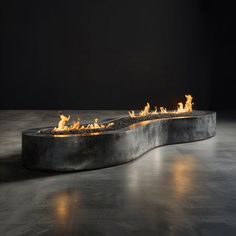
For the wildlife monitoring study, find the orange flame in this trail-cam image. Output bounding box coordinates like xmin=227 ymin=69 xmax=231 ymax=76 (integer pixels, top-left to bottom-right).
xmin=177 ymin=94 xmax=193 ymax=113
xmin=160 ymin=107 xmax=167 ymax=113
xmin=129 ymin=102 xmax=151 ymax=118
xmin=53 ymin=94 xmax=193 ymax=132
xmin=53 ymin=114 xmax=114 ymax=132
xmin=128 ymin=94 xmax=193 ymax=118
xmin=53 ymin=113 xmax=71 ymax=131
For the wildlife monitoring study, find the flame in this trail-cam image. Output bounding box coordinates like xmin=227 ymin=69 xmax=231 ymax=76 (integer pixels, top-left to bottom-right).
xmin=177 ymin=94 xmax=193 ymax=113
xmin=160 ymin=107 xmax=167 ymax=114
xmin=53 ymin=113 xmax=71 ymax=131
xmin=129 ymin=102 xmax=151 ymax=118
xmin=128 ymin=94 xmax=193 ymax=118
xmin=139 ymin=102 xmax=151 ymax=116
xmin=53 ymin=114 xmax=114 ymax=132
xmin=53 ymin=94 xmax=193 ymax=133
xmin=80 ymin=118 xmax=114 ymax=130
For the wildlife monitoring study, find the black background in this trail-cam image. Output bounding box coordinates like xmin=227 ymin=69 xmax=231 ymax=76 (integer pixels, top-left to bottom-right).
xmin=0 ymin=0 xmax=235 ymax=110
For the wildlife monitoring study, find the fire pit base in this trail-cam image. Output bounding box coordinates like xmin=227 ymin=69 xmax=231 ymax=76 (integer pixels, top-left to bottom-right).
xmin=22 ymin=111 xmax=216 ymax=171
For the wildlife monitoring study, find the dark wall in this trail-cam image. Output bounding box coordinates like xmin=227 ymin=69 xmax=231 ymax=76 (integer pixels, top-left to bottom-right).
xmin=0 ymin=0 xmax=235 ymax=110
xmin=202 ymin=1 xmax=236 ymax=110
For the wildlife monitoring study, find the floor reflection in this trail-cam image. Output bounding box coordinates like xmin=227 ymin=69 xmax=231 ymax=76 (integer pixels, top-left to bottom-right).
xmin=123 ymin=148 xmax=164 ymax=199
xmin=49 ymin=189 xmax=81 ymax=226
xmin=121 ymin=151 xmax=197 ymax=210
xmin=171 ymin=156 xmax=196 ymax=199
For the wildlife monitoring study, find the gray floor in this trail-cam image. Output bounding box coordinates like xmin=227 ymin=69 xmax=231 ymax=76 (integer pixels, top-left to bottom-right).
xmin=0 ymin=110 xmax=236 ymax=236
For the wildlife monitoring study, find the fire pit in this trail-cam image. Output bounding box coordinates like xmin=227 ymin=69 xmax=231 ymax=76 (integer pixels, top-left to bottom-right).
xmin=22 ymin=95 xmax=216 ymax=171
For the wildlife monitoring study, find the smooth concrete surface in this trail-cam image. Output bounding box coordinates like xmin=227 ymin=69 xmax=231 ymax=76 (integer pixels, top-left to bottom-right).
xmin=0 ymin=110 xmax=236 ymax=236
xmin=22 ymin=112 xmax=216 ymax=171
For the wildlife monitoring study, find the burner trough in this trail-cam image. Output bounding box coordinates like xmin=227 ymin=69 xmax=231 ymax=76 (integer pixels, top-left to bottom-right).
xmin=22 ymin=111 xmax=216 ymax=171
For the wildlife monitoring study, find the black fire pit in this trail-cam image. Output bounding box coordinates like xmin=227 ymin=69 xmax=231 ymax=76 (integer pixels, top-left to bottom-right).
xmin=22 ymin=111 xmax=216 ymax=171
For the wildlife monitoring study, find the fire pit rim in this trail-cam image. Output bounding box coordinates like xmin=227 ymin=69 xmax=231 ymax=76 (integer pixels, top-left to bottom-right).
xmin=22 ymin=110 xmax=216 ymax=171
xmin=23 ymin=110 xmax=215 ymax=138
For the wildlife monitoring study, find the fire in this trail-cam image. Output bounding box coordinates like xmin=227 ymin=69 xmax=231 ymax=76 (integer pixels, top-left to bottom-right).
xmin=129 ymin=102 xmax=151 ymax=118
xmin=53 ymin=94 xmax=193 ymax=133
xmin=177 ymin=94 xmax=193 ymax=113
xmin=160 ymin=107 xmax=167 ymax=113
xmin=128 ymin=94 xmax=193 ymax=118
xmin=53 ymin=114 xmax=114 ymax=132
xmin=79 ymin=118 xmax=114 ymax=130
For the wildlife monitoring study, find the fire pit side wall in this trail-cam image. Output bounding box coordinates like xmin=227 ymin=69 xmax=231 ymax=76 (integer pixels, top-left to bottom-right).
xmin=22 ymin=112 xmax=216 ymax=171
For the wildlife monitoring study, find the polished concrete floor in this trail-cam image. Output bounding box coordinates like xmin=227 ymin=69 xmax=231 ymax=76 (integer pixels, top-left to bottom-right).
xmin=0 ymin=110 xmax=236 ymax=236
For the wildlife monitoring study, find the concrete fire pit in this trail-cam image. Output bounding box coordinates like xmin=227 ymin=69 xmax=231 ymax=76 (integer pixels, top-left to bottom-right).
xmin=22 ymin=111 xmax=216 ymax=171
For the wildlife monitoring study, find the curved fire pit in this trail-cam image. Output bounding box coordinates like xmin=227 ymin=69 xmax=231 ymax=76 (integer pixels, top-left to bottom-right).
xmin=22 ymin=111 xmax=216 ymax=171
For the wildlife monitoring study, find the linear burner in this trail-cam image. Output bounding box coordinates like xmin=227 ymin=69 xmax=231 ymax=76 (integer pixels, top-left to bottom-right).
xmin=21 ymin=95 xmax=216 ymax=171
xmin=22 ymin=110 xmax=216 ymax=171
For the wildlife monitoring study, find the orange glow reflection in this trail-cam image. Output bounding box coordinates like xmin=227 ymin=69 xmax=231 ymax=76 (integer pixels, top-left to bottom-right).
xmin=55 ymin=193 xmax=69 ymax=222
xmin=128 ymin=120 xmax=153 ymax=130
xmin=52 ymin=190 xmax=80 ymax=224
xmin=171 ymin=156 xmax=196 ymax=198
xmin=53 ymin=131 xmax=102 ymax=138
